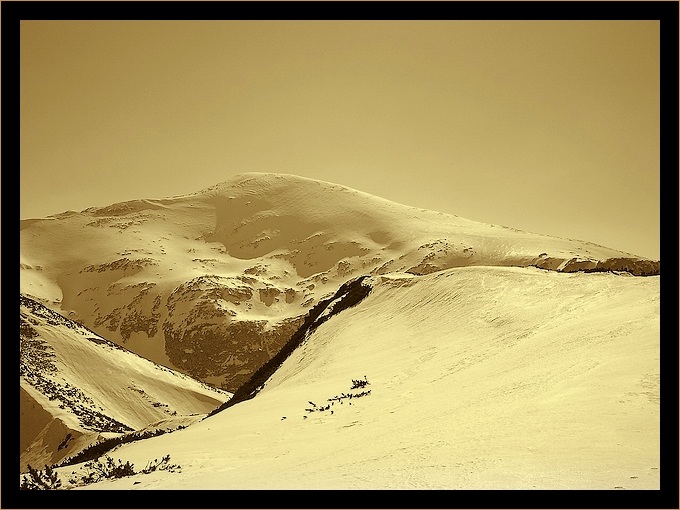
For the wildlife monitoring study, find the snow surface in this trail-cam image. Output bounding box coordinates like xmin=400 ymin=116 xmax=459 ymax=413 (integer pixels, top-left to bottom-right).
xmin=20 ymin=296 xmax=231 ymax=471
xmin=19 ymin=172 xmax=659 ymax=391
xmin=19 ymin=173 xmax=660 ymax=490
xmin=65 ymin=266 xmax=659 ymax=490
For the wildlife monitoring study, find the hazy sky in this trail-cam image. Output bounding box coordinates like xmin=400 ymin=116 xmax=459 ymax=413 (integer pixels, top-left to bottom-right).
xmin=20 ymin=20 xmax=660 ymax=259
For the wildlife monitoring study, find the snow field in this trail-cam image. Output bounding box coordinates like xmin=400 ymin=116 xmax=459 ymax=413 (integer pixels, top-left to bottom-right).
xmin=70 ymin=266 xmax=659 ymax=489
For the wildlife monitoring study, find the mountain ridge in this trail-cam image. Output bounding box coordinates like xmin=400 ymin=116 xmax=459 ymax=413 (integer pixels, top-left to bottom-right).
xmin=20 ymin=294 xmax=231 ymax=472
xmin=20 ymin=172 xmax=659 ymax=393
xmin=18 ymin=173 xmax=661 ymax=489
xmin=64 ymin=265 xmax=660 ymax=490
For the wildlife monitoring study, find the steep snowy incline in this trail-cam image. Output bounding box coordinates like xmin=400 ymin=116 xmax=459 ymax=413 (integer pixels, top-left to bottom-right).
xmin=20 ymin=172 xmax=659 ymax=390
xmin=20 ymin=295 xmax=231 ymax=472
xmin=65 ymin=267 xmax=659 ymax=490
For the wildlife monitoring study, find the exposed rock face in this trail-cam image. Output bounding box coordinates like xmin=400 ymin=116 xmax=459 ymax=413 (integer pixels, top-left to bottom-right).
xmin=155 ymin=275 xmax=306 ymax=390
xmin=81 ymin=258 xmax=158 ymax=273
xmin=164 ymin=314 xmax=305 ymax=392
xmin=405 ymin=240 xmax=476 ymax=275
xmin=211 ymin=275 xmax=374 ymax=415
xmin=534 ymin=256 xmax=660 ymax=276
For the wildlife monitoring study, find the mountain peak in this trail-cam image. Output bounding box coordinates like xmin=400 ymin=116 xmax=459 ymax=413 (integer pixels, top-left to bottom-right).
xmin=21 ymin=173 xmax=658 ymax=393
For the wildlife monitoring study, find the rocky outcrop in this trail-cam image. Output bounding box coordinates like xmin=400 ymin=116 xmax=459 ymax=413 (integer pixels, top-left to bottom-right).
xmin=81 ymin=257 xmax=158 ymax=273
xmin=405 ymin=240 xmax=475 ymax=275
xmin=209 ymin=275 xmax=373 ymax=415
xmin=533 ymin=256 xmax=660 ymax=276
xmin=163 ymin=315 xmax=304 ymax=392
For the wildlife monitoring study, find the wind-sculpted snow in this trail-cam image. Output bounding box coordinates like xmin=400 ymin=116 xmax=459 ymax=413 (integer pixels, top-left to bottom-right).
xmin=20 ymin=172 xmax=659 ymax=395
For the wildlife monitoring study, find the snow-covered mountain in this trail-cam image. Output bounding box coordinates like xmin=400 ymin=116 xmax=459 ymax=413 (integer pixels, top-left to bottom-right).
xmin=20 ymin=294 xmax=231 ymax=472
xmin=20 ymin=173 xmax=660 ymax=392
xmin=18 ymin=172 xmax=660 ymax=490
xmin=64 ymin=265 xmax=659 ymax=490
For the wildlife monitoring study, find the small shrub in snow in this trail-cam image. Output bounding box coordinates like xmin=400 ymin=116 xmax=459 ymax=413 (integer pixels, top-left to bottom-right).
xmin=22 ymin=454 xmax=181 ymax=489
xmin=20 ymin=465 xmax=62 ymax=490
xmin=304 ymin=377 xmax=372 ymax=414
xmin=58 ymin=427 xmax=173 ymax=467
xmin=75 ymin=455 xmax=136 ymax=485
xmin=350 ymin=376 xmax=370 ymax=389
xmin=67 ymin=454 xmax=181 ymax=487
xmin=141 ymin=454 xmax=181 ymax=474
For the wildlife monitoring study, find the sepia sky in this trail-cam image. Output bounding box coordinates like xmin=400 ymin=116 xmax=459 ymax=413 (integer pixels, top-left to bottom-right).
xmin=20 ymin=20 xmax=660 ymax=259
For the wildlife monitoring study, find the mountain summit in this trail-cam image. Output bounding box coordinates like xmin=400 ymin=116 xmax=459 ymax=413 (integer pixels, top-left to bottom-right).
xmin=20 ymin=172 xmax=659 ymax=390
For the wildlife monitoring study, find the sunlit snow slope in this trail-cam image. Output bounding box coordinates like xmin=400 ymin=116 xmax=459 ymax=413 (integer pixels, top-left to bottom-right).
xmin=20 ymin=173 xmax=660 ymax=391
xmin=68 ymin=266 xmax=659 ymax=490
xmin=20 ymin=295 xmax=231 ymax=472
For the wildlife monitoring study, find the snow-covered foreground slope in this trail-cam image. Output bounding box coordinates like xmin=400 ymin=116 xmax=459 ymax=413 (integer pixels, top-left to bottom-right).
xmin=20 ymin=295 xmax=231 ymax=472
xmin=65 ymin=266 xmax=659 ymax=490
xmin=20 ymin=173 xmax=660 ymax=391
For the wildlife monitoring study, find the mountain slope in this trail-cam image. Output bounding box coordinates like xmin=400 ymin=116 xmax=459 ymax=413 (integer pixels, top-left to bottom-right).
xmin=20 ymin=295 xmax=231 ymax=471
xmin=62 ymin=266 xmax=659 ymax=490
xmin=20 ymin=173 xmax=659 ymax=391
